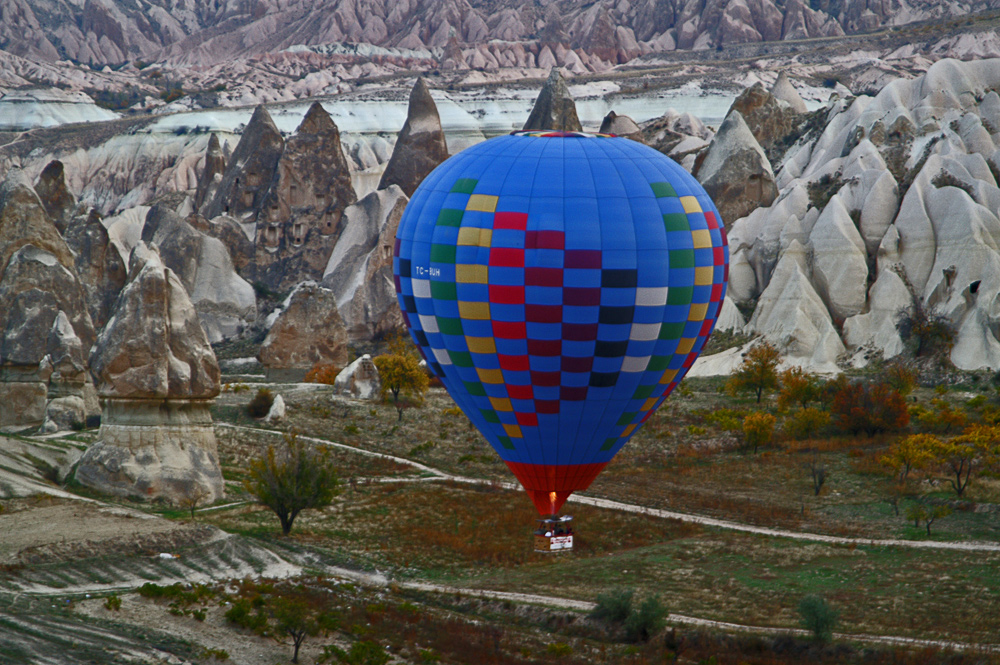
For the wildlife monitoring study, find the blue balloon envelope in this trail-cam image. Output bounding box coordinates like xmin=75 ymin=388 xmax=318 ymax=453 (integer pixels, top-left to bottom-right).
xmin=393 ymin=131 xmax=729 ymax=515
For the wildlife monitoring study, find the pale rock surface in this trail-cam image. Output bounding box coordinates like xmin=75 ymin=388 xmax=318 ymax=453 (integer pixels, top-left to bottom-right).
xmin=599 ymin=111 xmax=643 ymax=141
xmin=323 ymin=186 xmax=408 ymax=342
xmin=258 ymin=283 xmax=350 ymax=382
xmin=378 ymin=78 xmax=449 ymax=196
xmin=142 ymin=205 xmax=256 ymax=343
xmin=194 ymin=133 xmax=226 ymax=212
xmin=76 ymin=243 xmax=224 ymax=505
xmin=746 ymin=240 xmax=845 ymax=372
xmin=715 ymin=295 xmax=747 ymax=332
xmin=808 ymin=195 xmax=868 ymax=321
xmin=771 ymin=72 xmax=808 ymax=114
xmin=842 ymin=268 xmax=911 ymax=362
xmin=264 ymin=394 xmax=286 ymax=423
xmin=696 ymin=110 xmax=777 ymax=228
xmin=63 ymin=208 xmax=127 ymax=329
xmin=334 ymin=355 xmax=381 ymax=400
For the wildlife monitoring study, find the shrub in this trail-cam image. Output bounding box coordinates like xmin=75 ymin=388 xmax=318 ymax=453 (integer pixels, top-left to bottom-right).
xmin=798 ymin=594 xmax=838 ymax=642
xmin=742 ymin=412 xmax=776 ymax=453
xmin=305 ymin=363 xmax=342 ymax=385
xmin=323 ymin=641 xmax=389 ymax=665
xmin=244 ymin=432 xmax=340 ymax=535
xmin=778 ymin=366 xmax=821 ymax=410
xmin=783 ymin=407 xmax=831 ymax=440
xmin=247 ymin=387 xmax=275 ymax=418
xmin=623 ymin=595 xmax=667 ymax=643
xmin=104 ymin=594 xmax=122 ymax=611
xmin=883 ymin=362 xmax=917 ymax=396
xmin=591 ymin=588 xmax=633 ymax=624
xmin=831 ymin=380 xmax=909 ymax=436
xmin=726 ymin=341 xmax=781 ymax=403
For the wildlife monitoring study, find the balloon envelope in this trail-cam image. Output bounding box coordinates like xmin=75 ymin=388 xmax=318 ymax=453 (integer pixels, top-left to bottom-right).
xmin=393 ymin=131 xmax=729 ymax=515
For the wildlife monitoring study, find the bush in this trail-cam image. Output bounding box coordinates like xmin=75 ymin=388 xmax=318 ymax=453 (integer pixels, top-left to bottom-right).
xmin=726 ymin=341 xmax=781 ymax=403
xmin=798 ymin=594 xmax=838 ymax=642
xmin=247 ymin=387 xmax=275 ymax=418
xmin=742 ymin=412 xmax=776 ymax=453
xmin=104 ymin=594 xmax=122 ymax=611
xmin=323 ymin=641 xmax=389 ymax=665
xmin=591 ymin=588 xmax=633 ymax=624
xmin=305 ymin=363 xmax=342 ymax=385
xmin=883 ymin=362 xmax=917 ymax=396
xmin=623 ymin=595 xmax=667 ymax=643
xmin=778 ymin=367 xmax=821 ymax=410
xmin=831 ymin=380 xmax=909 ymax=437
xmin=783 ymin=407 xmax=831 ymax=440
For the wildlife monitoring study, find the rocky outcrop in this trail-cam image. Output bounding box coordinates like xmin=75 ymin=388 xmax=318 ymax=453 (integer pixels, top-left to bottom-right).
xmin=0 ymin=170 xmax=95 ymax=429
xmin=63 ymin=208 xmax=127 ymax=329
xmin=730 ymin=82 xmax=807 ymax=162
xmin=258 ymin=283 xmax=349 ymax=382
xmin=39 ymin=311 xmax=89 ymax=433
xmin=641 ymin=110 xmax=714 ymax=171
xmin=194 ymin=134 xmax=226 ymax=212
xmin=334 ymin=355 xmax=381 ymax=399
xmin=76 ymin=243 xmax=224 ymax=505
xmin=204 ymin=103 xmax=357 ymax=292
xmin=695 ymin=110 xmax=777 ymax=228
xmin=522 ymin=68 xmax=583 ymax=133
xmin=202 ymin=105 xmax=284 ymax=224
xmin=378 ymin=77 xmax=449 ymax=197
xmin=142 ymin=205 xmax=256 ymax=343
xmin=33 ymin=160 xmax=76 ymax=233
xmin=599 ymin=111 xmax=643 ymax=141
xmin=771 ymin=72 xmax=808 ymax=114
xmin=702 ymin=58 xmax=1000 ymax=374
xmin=322 ymin=186 xmax=408 ymax=342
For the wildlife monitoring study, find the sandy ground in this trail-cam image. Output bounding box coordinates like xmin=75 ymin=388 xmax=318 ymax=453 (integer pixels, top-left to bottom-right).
xmin=0 ymin=499 xmax=208 ymax=565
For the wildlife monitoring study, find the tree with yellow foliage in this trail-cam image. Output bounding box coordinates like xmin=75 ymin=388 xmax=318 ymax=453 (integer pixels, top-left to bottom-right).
xmin=374 ymin=329 xmax=429 ymax=421
xmin=727 ymin=340 xmax=781 ymax=403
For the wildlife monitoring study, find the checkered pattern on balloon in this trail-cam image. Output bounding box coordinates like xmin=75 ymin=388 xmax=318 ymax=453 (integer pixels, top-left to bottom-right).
xmin=393 ymin=131 xmax=729 ymax=515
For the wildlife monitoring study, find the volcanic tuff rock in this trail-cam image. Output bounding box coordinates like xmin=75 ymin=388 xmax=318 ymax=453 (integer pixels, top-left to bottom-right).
xmin=378 ymin=78 xmax=449 ymax=197
xmin=523 ymin=68 xmax=583 ymax=133
xmin=0 ymin=170 xmax=96 ymax=428
xmin=141 ymin=205 xmax=256 ymax=343
xmin=730 ymin=82 xmax=808 ymax=164
xmin=258 ymin=283 xmax=349 ymax=382
xmin=77 ymin=242 xmax=224 ymax=505
xmin=203 ymin=103 xmax=357 ymax=292
xmin=63 ymin=208 xmax=127 ymax=329
xmin=194 ymin=134 xmax=226 ymax=212
xmin=599 ymin=111 xmax=643 ymax=141
xmin=695 ymin=110 xmax=777 ymax=228
xmin=39 ymin=311 xmax=89 ymax=433
xmin=323 ymin=185 xmax=409 ymax=342
xmin=713 ymin=58 xmax=1000 ymax=373
xmin=33 ymin=161 xmax=77 ymax=233
xmin=334 ymin=354 xmax=381 ymax=400
xmin=0 ymin=0 xmax=984 ymax=70
xmin=771 ymin=71 xmax=808 ymax=114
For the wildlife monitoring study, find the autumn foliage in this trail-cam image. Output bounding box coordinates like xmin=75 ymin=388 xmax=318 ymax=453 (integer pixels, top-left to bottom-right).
xmin=830 ymin=380 xmax=909 ymax=437
xmin=727 ymin=340 xmax=781 ymax=403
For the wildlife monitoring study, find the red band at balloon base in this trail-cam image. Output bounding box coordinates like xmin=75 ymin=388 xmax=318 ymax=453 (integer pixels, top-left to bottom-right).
xmin=504 ymin=461 xmax=608 ymax=515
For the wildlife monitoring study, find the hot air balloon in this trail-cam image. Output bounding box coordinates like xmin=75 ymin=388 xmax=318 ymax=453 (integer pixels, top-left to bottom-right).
xmin=392 ymin=130 xmax=729 ymax=534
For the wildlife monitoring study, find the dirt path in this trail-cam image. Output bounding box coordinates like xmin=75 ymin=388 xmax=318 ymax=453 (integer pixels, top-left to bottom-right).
xmin=223 ymin=424 xmax=1000 ymax=553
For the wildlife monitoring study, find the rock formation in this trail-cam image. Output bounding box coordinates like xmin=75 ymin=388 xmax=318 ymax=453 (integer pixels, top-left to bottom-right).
xmin=63 ymin=208 xmax=127 ymax=329
xmin=0 ymin=170 xmax=96 ymax=429
xmin=771 ymin=72 xmax=808 ymax=114
xmin=258 ymin=283 xmax=349 ymax=382
xmin=39 ymin=312 xmax=89 ymax=433
xmin=203 ymin=103 xmax=358 ymax=292
xmin=711 ymin=58 xmax=1000 ymax=373
xmin=730 ymin=82 xmax=808 ymax=163
xmin=695 ymin=110 xmax=777 ymax=228
xmin=322 ymin=185 xmax=408 ymax=342
xmin=599 ymin=111 xmax=643 ymax=141
xmin=334 ymin=355 xmax=381 ymax=400
xmin=141 ymin=205 xmax=256 ymax=343
xmin=33 ymin=161 xmax=76 ymax=233
xmin=194 ymin=134 xmax=226 ymax=212
xmin=378 ymin=77 xmax=450 ymax=196
xmin=76 ymin=243 xmax=224 ymax=505
xmin=522 ymin=68 xmax=583 ymax=133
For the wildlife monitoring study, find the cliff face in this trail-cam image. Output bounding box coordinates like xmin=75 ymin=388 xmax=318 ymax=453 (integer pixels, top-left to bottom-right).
xmin=0 ymin=0 xmax=991 ymax=68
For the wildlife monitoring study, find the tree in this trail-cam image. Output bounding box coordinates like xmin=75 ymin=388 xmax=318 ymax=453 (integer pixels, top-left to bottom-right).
xmin=374 ymin=329 xmax=429 ymax=421
xmin=623 ymin=595 xmax=667 ymax=643
xmin=798 ymin=594 xmax=838 ymax=642
xmin=727 ymin=340 xmax=781 ymax=403
xmin=881 ymin=434 xmax=937 ymax=482
xmin=778 ymin=366 xmax=821 ymax=410
xmin=905 ymin=503 xmax=952 ymax=535
xmin=928 ymin=425 xmax=999 ymax=497
xmin=272 ymin=593 xmax=337 ymax=664
xmin=742 ymin=411 xmax=776 ymax=454
xmin=225 ymin=582 xmax=336 ymax=664
xmin=808 ymin=456 xmax=827 ymax=496
xmin=591 ymin=588 xmax=634 ymax=623
xmin=244 ymin=432 xmax=340 ymax=535
xmin=830 ymin=380 xmax=909 ymax=437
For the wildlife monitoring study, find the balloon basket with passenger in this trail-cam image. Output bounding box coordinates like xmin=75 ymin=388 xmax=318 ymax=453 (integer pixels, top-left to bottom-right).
xmin=533 ymin=514 xmax=574 ymax=553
